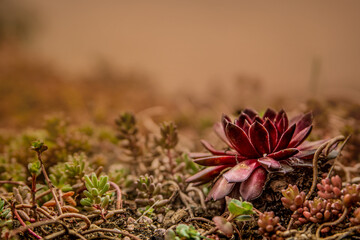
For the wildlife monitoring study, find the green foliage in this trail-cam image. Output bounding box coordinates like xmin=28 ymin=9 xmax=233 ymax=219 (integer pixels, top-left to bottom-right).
xmin=155 ymin=122 xmax=178 ymax=150
xmin=31 ymin=140 xmax=48 ymax=154
xmin=0 ymin=199 xmax=12 ymax=228
xmin=165 ymin=224 xmax=209 ymax=240
xmin=176 ymin=154 xmax=200 ymax=175
xmin=27 ymin=160 xmax=41 ymax=176
xmin=64 ymin=153 xmax=86 ymax=179
xmin=80 ymin=173 xmax=111 ymax=209
xmin=115 ymin=112 xmax=142 ymax=158
xmin=228 ymin=199 xmax=255 ymax=218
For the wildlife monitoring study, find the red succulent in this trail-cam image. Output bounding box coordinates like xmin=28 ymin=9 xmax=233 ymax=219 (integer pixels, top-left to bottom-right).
xmin=186 ymin=108 xmax=325 ymax=201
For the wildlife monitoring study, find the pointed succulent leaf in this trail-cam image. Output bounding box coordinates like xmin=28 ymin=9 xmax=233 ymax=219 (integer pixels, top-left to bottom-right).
xmin=223 ymin=160 xmax=259 ymax=183
xmin=288 ymin=126 xmax=312 ymax=148
xmin=263 ymin=118 xmax=278 ymax=151
xmin=243 ymin=109 xmax=258 ymax=120
xmin=267 ymin=148 xmax=299 ymax=160
xmin=237 ymin=113 xmax=252 ymax=128
xmin=225 ymin=123 xmax=259 ymax=157
xmin=176 ymin=224 xmax=190 ymax=238
xmin=206 ymin=177 xmax=235 ymax=201
xmin=194 ymin=155 xmax=244 ymax=166
xmin=249 ymin=121 xmax=270 ymax=154
xmin=212 ymin=216 xmax=233 ymax=237
xmin=262 ymin=108 xmax=276 ymax=121
xmin=186 ymin=165 xmax=229 ymax=183
xmin=293 ymin=112 xmax=313 ymax=136
xmin=274 ymin=124 xmax=296 ymax=152
xmin=240 ymin=167 xmax=267 ymax=200
xmin=200 ymin=140 xmax=235 ymax=156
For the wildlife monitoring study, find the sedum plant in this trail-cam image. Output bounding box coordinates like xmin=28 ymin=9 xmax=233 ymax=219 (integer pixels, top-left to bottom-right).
xmin=0 ymin=199 xmax=12 ymax=228
xmin=80 ymin=173 xmax=111 ymax=213
xmin=187 ymin=108 xmax=329 ymax=201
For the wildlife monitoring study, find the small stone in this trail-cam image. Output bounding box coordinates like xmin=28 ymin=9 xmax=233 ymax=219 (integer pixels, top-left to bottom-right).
xmin=126 ymin=224 xmax=135 ymax=231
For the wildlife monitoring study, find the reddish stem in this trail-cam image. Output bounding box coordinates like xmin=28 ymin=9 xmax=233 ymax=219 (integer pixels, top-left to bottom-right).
xmin=13 ymin=207 xmax=42 ymax=239
xmin=109 ymin=181 xmax=123 ymax=209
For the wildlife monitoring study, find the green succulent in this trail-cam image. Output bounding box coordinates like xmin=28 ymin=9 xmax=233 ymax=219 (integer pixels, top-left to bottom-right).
xmin=0 ymin=199 xmax=12 ymax=228
xmin=165 ymin=224 xmax=211 ymax=240
xmin=80 ymin=173 xmax=111 ymax=209
xmin=28 ymin=160 xmax=41 ymax=176
xmin=64 ymin=153 xmax=86 ymax=179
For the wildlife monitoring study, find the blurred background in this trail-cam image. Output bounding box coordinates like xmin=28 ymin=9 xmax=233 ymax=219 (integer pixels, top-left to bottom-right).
xmin=1 ymin=1 xmax=360 ymax=129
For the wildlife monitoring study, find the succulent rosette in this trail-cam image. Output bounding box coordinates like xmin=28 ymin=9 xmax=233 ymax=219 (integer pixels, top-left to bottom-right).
xmin=186 ymin=108 xmax=326 ymax=201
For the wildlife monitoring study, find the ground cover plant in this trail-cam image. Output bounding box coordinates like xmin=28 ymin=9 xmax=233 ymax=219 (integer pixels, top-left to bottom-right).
xmin=0 ymin=105 xmax=360 ymax=240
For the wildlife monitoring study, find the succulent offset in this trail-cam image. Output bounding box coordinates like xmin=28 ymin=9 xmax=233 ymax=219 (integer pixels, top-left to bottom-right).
xmin=187 ymin=108 xmax=325 ymax=201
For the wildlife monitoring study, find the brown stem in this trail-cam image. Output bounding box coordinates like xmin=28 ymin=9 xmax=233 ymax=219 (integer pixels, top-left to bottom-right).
xmin=186 ymin=217 xmax=215 ymax=225
xmin=37 ymin=152 xmax=63 ymax=215
xmin=0 ymin=180 xmax=26 ymax=185
xmin=56 ymin=213 xmax=91 ymax=230
xmin=31 ymin=174 xmax=38 ymax=221
xmin=11 ymin=205 xmax=42 ymax=239
xmin=320 ymin=225 xmax=360 ymax=240
xmin=316 ymin=207 xmax=348 ymax=238
xmin=306 ymin=136 xmax=345 ymax=200
xmin=81 ymin=228 xmax=141 ymax=240
xmin=43 ymin=229 xmax=87 ymax=240
xmin=35 ymin=189 xmax=52 ymax=200
xmin=16 ymin=204 xmax=55 ymax=220
xmin=109 ymin=181 xmax=123 ymax=209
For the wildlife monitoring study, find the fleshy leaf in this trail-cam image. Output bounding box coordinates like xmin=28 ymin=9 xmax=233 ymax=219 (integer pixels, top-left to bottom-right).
xmin=240 ymin=167 xmax=267 ymax=200
xmin=237 ymin=113 xmax=252 ymax=128
xmin=194 ymin=155 xmax=244 ymax=166
xmin=274 ymin=124 xmax=296 ymax=152
xmin=225 ymin=123 xmax=259 ymax=158
xmin=223 ymin=160 xmax=259 ymax=183
xmin=262 ymin=108 xmax=276 ymax=121
xmin=186 ymin=165 xmax=228 ymax=183
xmin=249 ymin=121 xmax=270 ymax=154
xmin=213 ymin=122 xmax=232 ymax=147
xmin=267 ymin=148 xmax=299 ymax=160
xmin=212 ymin=216 xmax=233 ymax=237
xmin=235 ymin=215 xmax=253 ymax=221
xmin=243 ymin=109 xmax=258 ymax=121
xmin=228 ymin=199 xmax=254 ymax=216
xmin=293 ymin=112 xmax=313 ymax=136
xmin=288 ymin=126 xmax=312 ymax=148
xmin=263 ymin=118 xmax=278 ymax=151
xmin=257 ymin=157 xmax=281 ymax=170
xmin=201 ymin=140 xmax=236 ymax=156
xmin=206 ymin=176 xmax=235 ymax=201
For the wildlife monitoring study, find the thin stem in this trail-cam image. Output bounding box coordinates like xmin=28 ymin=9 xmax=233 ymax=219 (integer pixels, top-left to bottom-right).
xmin=327 ymin=135 xmax=349 ymax=178
xmin=16 ymin=204 xmax=54 ymax=220
xmin=0 ymin=180 xmax=26 ymax=185
xmin=56 ymin=213 xmax=91 ymax=230
xmin=37 ymin=152 xmax=63 ymax=215
xmin=316 ymin=207 xmax=348 ymax=239
xmin=109 ymin=181 xmax=123 ymax=209
xmin=81 ymin=228 xmax=141 ymax=240
xmin=320 ymin=225 xmax=360 ymax=240
xmin=31 ymin=174 xmax=38 ymax=221
xmin=12 ymin=205 xmax=42 ymax=239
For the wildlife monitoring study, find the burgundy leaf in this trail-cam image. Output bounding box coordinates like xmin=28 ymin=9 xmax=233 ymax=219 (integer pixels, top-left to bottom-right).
xmin=242 ymin=120 xmax=251 ymax=135
xmin=294 ymin=149 xmax=317 ymax=160
xmin=213 ymin=122 xmax=232 ymax=147
xmin=267 ymin=148 xmax=299 ymax=160
xmin=257 ymin=157 xmax=281 ymax=170
xmin=275 ymin=109 xmax=285 ymax=124
xmin=274 ymin=124 xmax=296 ymax=152
xmin=206 ymin=176 xmax=235 ymax=201
xmin=201 ymin=140 xmax=236 ymax=156
xmin=243 ymin=109 xmax=258 ymax=121
xmin=223 ymin=159 xmax=259 ymax=183
xmin=288 ymin=126 xmax=312 ymax=148
xmin=212 ymin=216 xmax=233 ymax=237
xmin=293 ymin=112 xmax=313 ymax=136
xmin=222 ymin=114 xmax=231 ymax=129
xmin=237 ymin=113 xmax=252 ymax=128
xmin=263 ymin=108 xmax=276 ymax=121
xmin=225 ymin=123 xmax=259 ymax=158
xmin=186 ymin=165 xmax=229 ymax=183
xmin=240 ymin=167 xmax=267 ymax=201
xmin=263 ymin=118 xmax=278 ymax=151
xmin=249 ymin=121 xmax=270 ymax=154
xmin=189 ymin=152 xmax=211 ymax=159
xmin=297 ymin=139 xmax=327 ymax=151
xmin=194 ymin=155 xmax=244 ymax=166
xmin=254 ymin=116 xmax=264 ymax=124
